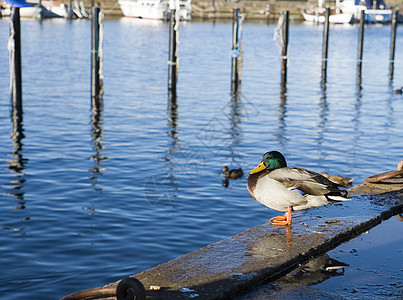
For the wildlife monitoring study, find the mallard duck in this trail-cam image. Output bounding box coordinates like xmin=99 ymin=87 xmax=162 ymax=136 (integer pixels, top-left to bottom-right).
xmin=394 ymin=88 xmax=402 ymax=94
xmin=247 ymin=151 xmax=350 ymax=226
xmin=222 ymin=166 xmax=244 ymax=179
xmin=321 ymin=172 xmax=354 ymax=186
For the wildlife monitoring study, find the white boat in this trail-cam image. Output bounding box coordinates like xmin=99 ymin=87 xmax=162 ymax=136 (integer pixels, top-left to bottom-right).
xmin=302 ymin=0 xmax=354 ymax=24
xmin=301 ymin=8 xmax=353 ymax=23
xmin=118 ymin=0 xmax=191 ymax=21
xmin=339 ymin=0 xmax=393 ymax=23
xmin=302 ymin=0 xmax=395 ymax=24
xmin=1 ymin=0 xmax=88 ymax=19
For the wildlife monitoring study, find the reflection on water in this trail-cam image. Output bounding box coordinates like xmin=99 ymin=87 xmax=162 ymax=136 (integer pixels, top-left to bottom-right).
xmin=317 ymin=89 xmax=329 ymax=156
xmin=388 ymin=61 xmax=394 ymax=84
xmin=229 ymin=91 xmax=242 ymax=143
xmin=144 ymin=91 xmax=180 ymax=207
xmin=7 ymin=104 xmax=26 ymax=209
xmin=222 ymin=90 xmax=243 ymax=188
xmin=89 ymin=96 xmax=107 ymax=192
xmin=163 ymin=90 xmax=179 ymax=206
xmin=357 ymin=61 xmax=363 ymax=91
xmin=281 ymin=254 xmax=349 ymax=286
xmin=2 ymin=100 xmax=28 ymax=232
xmin=167 ymin=91 xmax=179 ymax=142
xmin=236 ymin=254 xmax=350 ymax=299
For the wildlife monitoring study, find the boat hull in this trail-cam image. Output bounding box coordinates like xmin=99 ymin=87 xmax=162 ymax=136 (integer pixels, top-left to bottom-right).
xmin=339 ymin=0 xmax=393 ymax=23
xmin=302 ymin=9 xmax=353 ymax=24
xmin=118 ymin=0 xmax=166 ymax=20
xmin=118 ymin=0 xmax=191 ymax=21
xmin=364 ymin=8 xmax=392 ymax=23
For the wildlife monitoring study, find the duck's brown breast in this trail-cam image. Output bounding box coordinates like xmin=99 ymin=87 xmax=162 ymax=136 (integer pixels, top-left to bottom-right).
xmin=247 ymin=173 xmax=261 ymax=199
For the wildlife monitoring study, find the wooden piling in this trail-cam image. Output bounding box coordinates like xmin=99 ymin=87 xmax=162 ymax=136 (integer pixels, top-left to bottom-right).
xmin=212 ymin=0 xmax=216 ymax=21
xmin=389 ymin=8 xmax=398 ymax=62
xmin=266 ymin=4 xmax=270 ymax=25
xmin=231 ymin=8 xmax=241 ymax=93
xmin=389 ymin=8 xmax=398 ymax=83
xmin=9 ymin=7 xmax=22 ymax=111
xmin=91 ymin=4 xmax=101 ymax=99
xmin=168 ymin=9 xmax=178 ymax=94
xmin=321 ymin=7 xmax=330 ymax=89
xmin=280 ymin=10 xmax=289 ymax=88
xmin=67 ymin=0 xmax=73 ymax=19
xmin=357 ymin=10 xmax=365 ymax=89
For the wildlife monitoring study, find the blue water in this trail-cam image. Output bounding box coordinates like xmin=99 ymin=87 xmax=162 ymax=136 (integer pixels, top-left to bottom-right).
xmin=0 ymin=18 xmax=402 ymax=299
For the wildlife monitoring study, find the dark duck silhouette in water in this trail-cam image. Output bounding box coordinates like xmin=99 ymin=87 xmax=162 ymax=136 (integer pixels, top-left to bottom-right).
xmin=320 ymin=172 xmax=354 ymax=186
xmin=221 ymin=166 xmax=243 ymax=187
xmin=394 ymin=87 xmax=403 ymax=94
xmin=222 ymin=166 xmax=244 ymax=179
xmin=247 ymin=151 xmax=350 ymax=226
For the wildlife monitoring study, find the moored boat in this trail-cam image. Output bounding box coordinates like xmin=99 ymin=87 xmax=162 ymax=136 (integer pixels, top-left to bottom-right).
xmin=339 ymin=0 xmax=393 ymax=23
xmin=118 ymin=0 xmax=191 ymax=21
xmin=0 ymin=0 xmax=88 ymax=18
xmin=302 ymin=0 xmax=353 ymax=24
xmin=301 ymin=7 xmax=353 ymax=24
xmin=302 ymin=0 xmax=398 ymax=24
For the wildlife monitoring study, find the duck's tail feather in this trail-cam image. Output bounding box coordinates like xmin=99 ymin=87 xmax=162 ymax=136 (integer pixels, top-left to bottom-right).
xmin=326 ymin=190 xmax=350 ymax=202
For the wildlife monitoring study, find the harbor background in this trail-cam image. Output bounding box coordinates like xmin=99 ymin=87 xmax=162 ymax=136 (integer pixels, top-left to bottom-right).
xmin=1 ymin=6 xmax=403 ymax=300
xmin=91 ymin=0 xmax=403 ymax=20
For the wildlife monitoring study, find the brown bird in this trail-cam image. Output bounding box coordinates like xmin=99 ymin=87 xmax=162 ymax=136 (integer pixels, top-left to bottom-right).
xmin=222 ymin=166 xmax=244 ymax=179
xmin=321 ymin=172 xmax=354 ymax=186
xmin=393 ymin=88 xmax=403 ymax=94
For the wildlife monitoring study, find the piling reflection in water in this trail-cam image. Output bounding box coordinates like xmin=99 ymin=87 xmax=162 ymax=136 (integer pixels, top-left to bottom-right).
xmin=317 ymin=89 xmax=329 ymax=150
xmin=222 ymin=91 xmax=243 ymax=188
xmin=167 ymin=90 xmax=179 ymax=145
xmin=144 ymin=91 xmax=180 ymax=207
xmin=166 ymin=91 xmax=179 ymax=205
xmin=3 ymin=95 xmax=28 ymax=234
xmin=314 ymin=89 xmax=330 ymax=166
xmin=388 ymin=61 xmax=394 ymax=84
xmin=5 ymin=7 xmax=27 ymax=227
xmin=90 ymin=7 xmax=106 ymax=189
xmin=89 ymin=97 xmax=107 ymax=191
xmin=229 ymin=91 xmax=242 ymax=142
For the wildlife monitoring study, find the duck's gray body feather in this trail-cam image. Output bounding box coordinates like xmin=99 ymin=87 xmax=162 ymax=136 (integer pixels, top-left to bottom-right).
xmin=247 ymin=167 xmax=350 ymax=212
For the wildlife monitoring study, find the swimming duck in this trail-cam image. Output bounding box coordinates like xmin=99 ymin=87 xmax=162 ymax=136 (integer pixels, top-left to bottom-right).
xmin=321 ymin=172 xmax=354 ymax=186
xmin=393 ymin=88 xmax=402 ymax=94
xmin=222 ymin=166 xmax=244 ymax=179
xmin=247 ymin=151 xmax=350 ymax=226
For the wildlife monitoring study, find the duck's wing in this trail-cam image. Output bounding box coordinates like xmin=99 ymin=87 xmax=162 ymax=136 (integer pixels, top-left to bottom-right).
xmin=269 ymin=167 xmax=342 ymax=196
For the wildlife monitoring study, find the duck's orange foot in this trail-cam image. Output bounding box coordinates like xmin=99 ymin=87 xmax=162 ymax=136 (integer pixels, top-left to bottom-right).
xmin=269 ymin=215 xmax=292 ymax=226
xmin=269 ymin=207 xmax=293 ymax=227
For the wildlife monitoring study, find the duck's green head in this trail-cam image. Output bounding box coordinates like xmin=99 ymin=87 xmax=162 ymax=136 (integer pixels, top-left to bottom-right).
xmin=249 ymin=151 xmax=287 ymax=174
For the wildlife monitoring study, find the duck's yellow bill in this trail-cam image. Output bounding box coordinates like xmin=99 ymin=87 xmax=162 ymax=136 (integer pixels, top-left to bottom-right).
xmin=249 ymin=161 xmax=265 ymax=174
